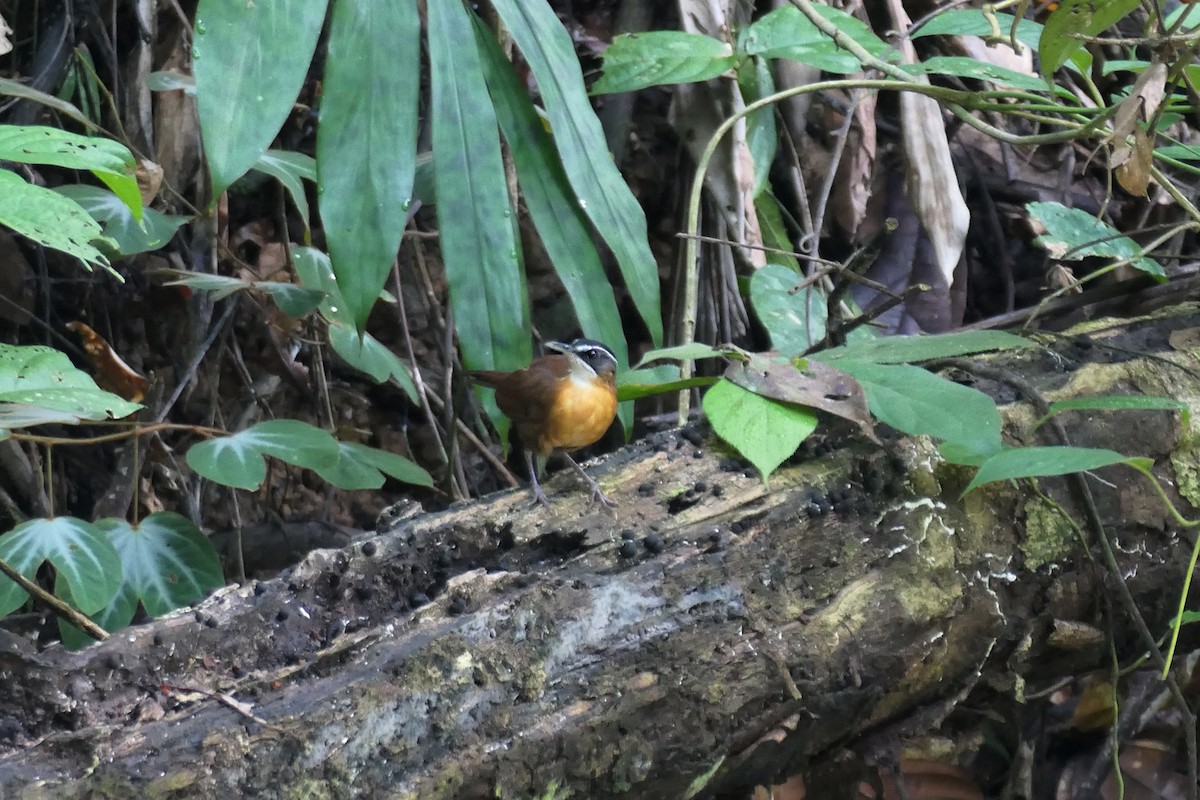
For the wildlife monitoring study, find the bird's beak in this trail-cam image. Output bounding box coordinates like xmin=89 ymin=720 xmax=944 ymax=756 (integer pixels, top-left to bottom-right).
xmin=545 ymin=341 xmax=570 ymax=354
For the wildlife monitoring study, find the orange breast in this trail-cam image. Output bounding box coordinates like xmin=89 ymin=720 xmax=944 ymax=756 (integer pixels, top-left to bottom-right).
xmin=537 ymin=376 xmax=617 ymax=454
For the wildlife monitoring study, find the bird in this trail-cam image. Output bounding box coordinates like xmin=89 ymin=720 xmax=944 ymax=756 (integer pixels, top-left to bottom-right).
xmin=469 ymin=339 xmax=619 ymax=507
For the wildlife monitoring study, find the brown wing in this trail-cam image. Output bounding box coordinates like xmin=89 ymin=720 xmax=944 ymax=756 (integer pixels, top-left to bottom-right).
xmin=490 ymin=356 xmax=572 ymax=456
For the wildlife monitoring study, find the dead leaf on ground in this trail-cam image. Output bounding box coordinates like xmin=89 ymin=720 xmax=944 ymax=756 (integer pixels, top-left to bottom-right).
xmin=67 ymin=321 xmax=149 ymax=403
xmin=725 ymin=352 xmax=877 ymax=442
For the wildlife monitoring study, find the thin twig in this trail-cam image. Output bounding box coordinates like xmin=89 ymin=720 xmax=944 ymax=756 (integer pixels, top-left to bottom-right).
xmin=0 ymin=556 xmax=108 ymax=641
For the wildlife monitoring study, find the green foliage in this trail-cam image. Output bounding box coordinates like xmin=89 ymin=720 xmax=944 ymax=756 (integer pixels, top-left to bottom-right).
xmin=0 ymin=343 xmax=141 ymax=435
xmin=739 ymin=4 xmax=890 ymax=73
xmin=817 ymin=330 xmax=1032 ymax=364
xmin=316 ymin=0 xmax=420 ymax=331
xmin=0 ymin=124 xmax=141 ymax=216
xmin=702 ymin=378 xmax=817 ymax=481
xmin=1026 ymin=202 xmax=1164 ymax=279
xmin=193 ymin=0 xmax=329 ymax=200
xmin=963 ymin=447 xmax=1152 ymax=495
xmin=58 ymin=513 xmax=224 ymax=649
xmin=750 ymin=263 xmax=827 ymax=356
xmin=1034 ymin=395 xmax=1190 ymax=430
xmin=186 ymin=419 xmax=431 ymax=492
xmin=0 ymin=170 xmax=120 ymax=275
xmin=1039 ymin=0 xmax=1140 ymax=82
xmin=831 ymin=361 xmax=1002 ymax=458
xmin=429 ymin=0 xmax=529 ymax=376
xmin=0 ymin=517 xmax=121 ymax=617
xmin=591 ymin=32 xmax=736 ymax=94
xmin=55 ymin=186 xmax=189 ymax=257
xmin=253 ymin=150 xmax=317 ymax=231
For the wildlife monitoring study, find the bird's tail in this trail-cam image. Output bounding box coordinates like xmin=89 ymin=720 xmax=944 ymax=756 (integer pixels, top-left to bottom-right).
xmin=468 ymin=370 xmax=506 ymax=388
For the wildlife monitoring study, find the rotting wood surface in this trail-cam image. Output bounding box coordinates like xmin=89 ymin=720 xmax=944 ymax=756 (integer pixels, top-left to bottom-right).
xmin=0 ymin=310 xmax=1198 ymax=799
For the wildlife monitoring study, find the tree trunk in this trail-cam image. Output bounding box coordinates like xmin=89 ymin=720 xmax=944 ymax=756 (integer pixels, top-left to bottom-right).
xmin=0 ymin=310 xmax=1197 ymax=799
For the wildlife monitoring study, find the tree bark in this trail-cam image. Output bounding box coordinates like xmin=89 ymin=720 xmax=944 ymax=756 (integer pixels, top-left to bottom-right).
xmin=0 ymin=310 xmax=1197 ymax=799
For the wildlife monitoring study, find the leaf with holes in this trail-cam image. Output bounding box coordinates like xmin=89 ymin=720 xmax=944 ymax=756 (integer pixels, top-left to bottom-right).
xmin=0 ymin=343 xmax=142 ymax=432
xmin=0 ymin=171 xmax=120 ymax=275
xmin=0 ymin=125 xmax=140 ymax=218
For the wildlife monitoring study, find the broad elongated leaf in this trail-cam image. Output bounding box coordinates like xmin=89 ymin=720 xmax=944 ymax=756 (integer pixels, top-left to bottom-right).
xmin=0 ymin=76 xmax=95 ymax=128
xmin=818 ymin=330 xmax=1032 ymax=364
xmin=0 ymin=517 xmax=121 ymax=617
xmin=901 ymin=57 xmax=1048 ymax=91
xmin=617 ymin=366 xmax=717 ymax=401
xmin=0 ymin=125 xmax=140 ymax=218
xmin=831 ymin=361 xmax=1002 ymax=456
xmin=293 ymin=245 xmax=351 ymax=325
xmin=703 ymin=378 xmax=817 ymax=481
xmin=428 ymin=0 xmax=529 ymax=376
xmin=316 ymin=442 xmax=433 ymax=490
xmin=55 ymin=185 xmax=189 ymax=256
xmin=186 ymin=419 xmax=340 ymax=490
xmin=634 ymin=342 xmax=729 ymax=368
xmin=492 ymin=0 xmax=663 ymax=345
xmin=751 ymin=263 xmax=827 ymax=356
xmin=738 ymin=56 xmax=777 ymax=197
xmin=1034 ymin=395 xmax=1190 ymax=430
xmin=911 ymin=10 xmax=1042 ymax=51
xmin=475 ymin=22 xmax=629 ymax=430
xmin=253 ymin=149 xmax=316 ymax=229
xmin=964 ymin=446 xmax=1150 ymax=494
xmin=0 ymin=343 xmax=141 ymax=430
xmin=740 ymin=5 xmax=889 ymax=74
xmin=193 ymin=0 xmax=328 ymax=199
xmin=328 ymin=325 xmax=418 ymax=401
xmin=592 ymin=31 xmax=735 ymax=94
xmin=1040 ymin=0 xmax=1139 ymax=82
xmin=0 ymin=170 xmax=119 ymax=274
xmin=317 ymin=0 xmax=420 ymax=330
xmin=1026 ymin=201 xmax=1163 ymax=278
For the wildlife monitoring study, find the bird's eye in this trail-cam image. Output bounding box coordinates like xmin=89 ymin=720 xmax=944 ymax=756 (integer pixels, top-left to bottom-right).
xmin=586 ymin=349 xmax=598 ymax=359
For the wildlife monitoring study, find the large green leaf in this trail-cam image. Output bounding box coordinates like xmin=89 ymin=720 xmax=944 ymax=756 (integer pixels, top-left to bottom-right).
xmin=491 ymin=0 xmax=664 ymax=345
xmin=964 ymin=447 xmax=1150 ymax=494
xmin=0 ymin=517 xmax=121 ymax=617
xmin=0 ymin=170 xmax=119 ymax=274
xmin=428 ymin=0 xmax=529 ymax=374
xmin=0 ymin=343 xmax=142 ymax=432
xmin=818 ymin=330 xmax=1032 ymax=364
xmin=253 ymin=149 xmax=316 ymax=230
xmin=703 ymin=378 xmax=817 ymax=481
xmin=293 ymin=246 xmax=351 ymax=325
xmin=57 ymin=512 xmax=223 ymax=648
xmin=186 ymin=419 xmax=341 ymax=491
xmin=1026 ymin=201 xmax=1163 ymax=278
xmin=98 ymin=513 xmax=223 ymax=617
xmin=1039 ymin=0 xmax=1139 ymax=82
xmin=592 ymin=31 xmax=735 ymax=94
xmin=1034 ymin=395 xmax=1190 ymax=430
xmin=0 ymin=77 xmax=95 ymax=129
xmin=475 ymin=22 xmax=629 ymax=431
xmin=0 ymin=125 xmax=140 ymax=218
xmin=751 ymin=263 xmax=827 ymax=356
xmin=739 ymin=5 xmax=889 ymax=74
xmin=317 ymin=0 xmax=420 ymax=331
xmin=193 ymin=0 xmax=328 ymax=200
xmin=911 ymin=10 xmax=1042 ymax=52
xmin=315 ymin=442 xmax=433 ymax=490
xmin=831 ymin=361 xmax=1002 ymax=457
xmin=328 ymin=325 xmax=419 ymax=402
xmin=55 ymin=185 xmax=189 ymax=256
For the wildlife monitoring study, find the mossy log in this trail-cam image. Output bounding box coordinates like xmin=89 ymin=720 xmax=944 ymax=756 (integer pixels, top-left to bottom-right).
xmin=0 ymin=310 xmax=1197 ymax=798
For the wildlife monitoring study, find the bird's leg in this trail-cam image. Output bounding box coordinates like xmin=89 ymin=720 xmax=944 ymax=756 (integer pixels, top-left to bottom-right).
xmin=524 ymin=450 xmax=551 ymax=507
xmin=562 ymin=453 xmax=616 ymax=508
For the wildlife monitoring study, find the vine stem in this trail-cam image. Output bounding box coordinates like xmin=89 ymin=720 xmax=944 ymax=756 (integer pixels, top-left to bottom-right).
xmin=676 ymin=0 xmax=1120 ymax=423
